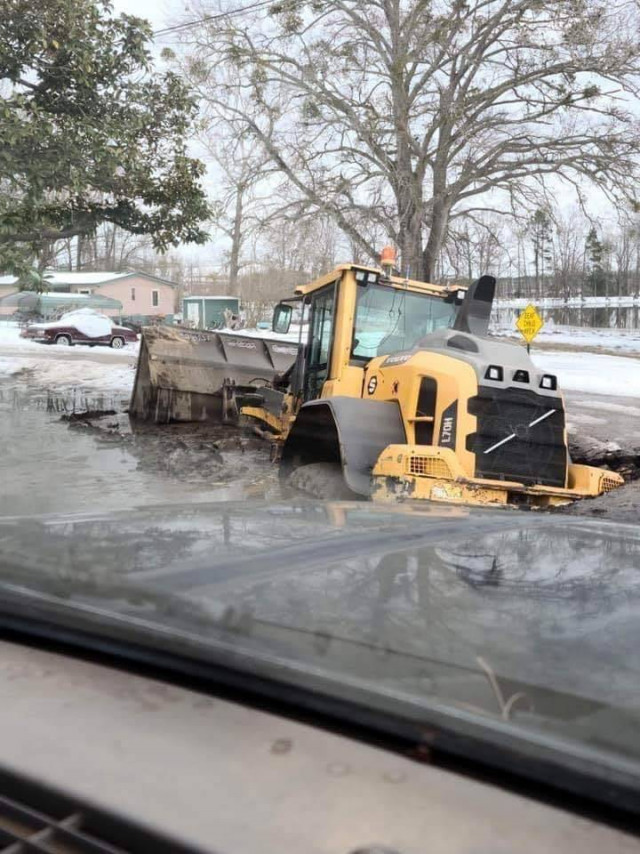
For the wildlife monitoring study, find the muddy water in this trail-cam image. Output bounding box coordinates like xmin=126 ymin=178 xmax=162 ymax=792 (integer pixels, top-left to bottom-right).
xmin=0 ymin=386 xmax=278 ymax=517
xmin=2 ymin=379 xmax=639 ymax=522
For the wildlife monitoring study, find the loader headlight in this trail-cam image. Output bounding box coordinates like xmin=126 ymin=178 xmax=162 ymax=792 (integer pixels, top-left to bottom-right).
xmin=485 ymin=365 xmax=504 ymax=382
xmin=445 ymin=288 xmax=467 ymax=305
xmin=513 ymin=370 xmax=529 ymax=383
xmin=355 ymin=268 xmax=379 ymax=286
xmin=540 ymin=374 xmax=557 ymax=390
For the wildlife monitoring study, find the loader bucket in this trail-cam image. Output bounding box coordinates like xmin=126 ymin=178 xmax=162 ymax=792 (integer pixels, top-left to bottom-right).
xmin=129 ymin=326 xmax=299 ymax=424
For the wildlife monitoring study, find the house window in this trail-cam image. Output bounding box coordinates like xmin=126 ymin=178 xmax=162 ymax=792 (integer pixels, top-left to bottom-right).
xmin=152 ymin=290 xmax=159 ymax=307
xmin=131 ymin=287 xmax=136 ymax=302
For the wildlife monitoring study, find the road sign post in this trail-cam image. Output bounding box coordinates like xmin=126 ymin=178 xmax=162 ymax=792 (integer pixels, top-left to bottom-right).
xmin=516 ymin=304 xmax=544 ymax=353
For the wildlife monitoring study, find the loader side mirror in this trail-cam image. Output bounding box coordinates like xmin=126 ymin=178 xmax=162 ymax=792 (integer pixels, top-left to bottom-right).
xmin=273 ymin=303 xmax=292 ymax=335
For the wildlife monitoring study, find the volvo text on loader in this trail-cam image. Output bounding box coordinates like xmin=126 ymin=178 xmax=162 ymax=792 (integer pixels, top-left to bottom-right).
xmin=130 ymin=257 xmax=623 ymax=507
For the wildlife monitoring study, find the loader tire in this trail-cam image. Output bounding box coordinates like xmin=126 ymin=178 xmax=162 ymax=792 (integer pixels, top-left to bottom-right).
xmin=287 ymin=462 xmax=358 ymax=501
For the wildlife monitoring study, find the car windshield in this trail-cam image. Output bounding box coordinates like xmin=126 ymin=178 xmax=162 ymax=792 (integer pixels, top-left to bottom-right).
xmin=352 ymin=283 xmax=457 ymax=358
xmin=1 ymin=0 xmax=640 ymax=821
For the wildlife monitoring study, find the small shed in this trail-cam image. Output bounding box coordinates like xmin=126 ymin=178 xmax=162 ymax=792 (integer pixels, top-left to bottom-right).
xmin=182 ymin=295 xmax=240 ymax=329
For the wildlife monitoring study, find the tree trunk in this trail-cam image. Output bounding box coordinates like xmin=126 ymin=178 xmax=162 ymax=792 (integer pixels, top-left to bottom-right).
xmin=398 ymin=204 xmax=424 ymax=280
xmin=422 ymin=196 xmax=450 ymax=282
xmin=229 ymin=186 xmax=244 ymax=294
xmin=392 ymin=161 xmax=424 ymax=278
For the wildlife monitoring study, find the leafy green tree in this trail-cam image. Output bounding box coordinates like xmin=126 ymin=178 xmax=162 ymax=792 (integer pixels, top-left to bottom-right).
xmin=0 ymin=0 xmax=210 ymax=282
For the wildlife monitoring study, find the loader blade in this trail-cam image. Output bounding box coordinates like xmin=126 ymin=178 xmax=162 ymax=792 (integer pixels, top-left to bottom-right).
xmin=129 ymin=326 xmax=299 ymax=424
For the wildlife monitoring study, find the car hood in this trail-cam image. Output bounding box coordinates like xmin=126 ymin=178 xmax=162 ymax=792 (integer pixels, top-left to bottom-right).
xmin=0 ymin=500 xmax=639 ymax=793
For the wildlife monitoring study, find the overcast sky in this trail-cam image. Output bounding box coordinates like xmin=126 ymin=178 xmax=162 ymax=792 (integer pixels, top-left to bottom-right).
xmin=107 ymin=1 xmax=621 ymax=279
xmin=110 ymin=0 xmax=230 ymax=274
xmin=111 ymin=0 xmax=175 ymax=32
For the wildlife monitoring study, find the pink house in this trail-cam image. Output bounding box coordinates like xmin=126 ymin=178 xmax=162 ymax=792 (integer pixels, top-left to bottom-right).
xmin=0 ymin=271 xmax=178 ymax=319
xmin=68 ymin=272 xmax=176 ymax=317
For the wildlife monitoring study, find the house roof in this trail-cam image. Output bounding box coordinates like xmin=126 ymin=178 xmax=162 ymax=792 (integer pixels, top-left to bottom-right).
xmin=0 ymin=291 xmax=122 ymax=309
xmin=0 ymin=270 xmax=178 ymax=289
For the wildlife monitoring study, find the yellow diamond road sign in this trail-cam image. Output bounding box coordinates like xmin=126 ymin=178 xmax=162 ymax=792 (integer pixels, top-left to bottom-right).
xmin=516 ymin=304 xmax=544 ymax=344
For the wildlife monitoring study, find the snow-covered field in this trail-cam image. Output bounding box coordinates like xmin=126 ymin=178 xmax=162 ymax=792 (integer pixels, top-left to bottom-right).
xmin=492 ymin=323 xmax=640 ymax=354
xmin=532 ymin=350 xmax=640 ymax=399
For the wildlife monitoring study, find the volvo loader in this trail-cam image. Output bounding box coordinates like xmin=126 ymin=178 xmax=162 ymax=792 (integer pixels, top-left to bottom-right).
xmin=130 ymin=258 xmax=623 ymax=507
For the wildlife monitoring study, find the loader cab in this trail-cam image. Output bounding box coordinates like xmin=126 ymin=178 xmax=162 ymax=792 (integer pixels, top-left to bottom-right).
xmin=284 ymin=264 xmax=464 ymax=402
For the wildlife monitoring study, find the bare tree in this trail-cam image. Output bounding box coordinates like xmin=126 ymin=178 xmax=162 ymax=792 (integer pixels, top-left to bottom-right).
xmin=553 ymin=208 xmax=586 ymax=303
xmin=175 ymin=0 xmax=640 ymax=282
xmin=199 ymin=130 xmax=273 ymax=292
xmin=258 ymin=212 xmax=341 ymax=276
xmin=444 ymin=215 xmax=506 ymax=283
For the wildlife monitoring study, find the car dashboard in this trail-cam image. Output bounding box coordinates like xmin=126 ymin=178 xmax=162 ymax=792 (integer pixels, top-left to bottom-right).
xmin=0 ymin=638 xmax=635 ymax=854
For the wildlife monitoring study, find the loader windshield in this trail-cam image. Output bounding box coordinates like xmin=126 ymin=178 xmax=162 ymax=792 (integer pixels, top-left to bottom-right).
xmin=352 ymin=283 xmax=456 ymax=359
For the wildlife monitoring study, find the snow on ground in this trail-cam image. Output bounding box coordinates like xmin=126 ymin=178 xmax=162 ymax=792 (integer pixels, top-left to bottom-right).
xmin=0 ymin=322 xmax=137 ymax=396
xmin=532 ymin=350 xmax=640 ymax=398
xmin=492 ymin=323 xmax=640 ymax=354
xmin=0 ymin=355 xmax=135 ymax=394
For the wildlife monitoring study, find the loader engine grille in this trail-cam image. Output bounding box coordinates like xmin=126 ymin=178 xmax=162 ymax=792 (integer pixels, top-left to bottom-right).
xmin=601 ymin=475 xmax=621 ymax=492
xmin=407 ymin=455 xmax=452 ymax=479
xmin=466 ymin=386 xmax=567 ymax=487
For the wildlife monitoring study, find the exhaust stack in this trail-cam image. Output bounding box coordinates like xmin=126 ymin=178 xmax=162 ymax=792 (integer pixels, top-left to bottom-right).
xmin=453 ymin=275 xmax=496 ymax=338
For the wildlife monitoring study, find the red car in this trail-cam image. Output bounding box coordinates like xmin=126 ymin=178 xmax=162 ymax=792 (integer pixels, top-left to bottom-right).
xmin=21 ymin=312 xmax=138 ymax=349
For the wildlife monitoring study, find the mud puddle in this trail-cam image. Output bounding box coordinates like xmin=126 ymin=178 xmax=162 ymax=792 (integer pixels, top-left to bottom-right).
xmin=554 ymin=434 xmax=640 ymax=523
xmin=0 ymin=382 xmax=278 ymax=516
xmin=67 ymin=410 xmax=275 ymax=487
xmin=0 ymin=384 xmax=129 ymax=416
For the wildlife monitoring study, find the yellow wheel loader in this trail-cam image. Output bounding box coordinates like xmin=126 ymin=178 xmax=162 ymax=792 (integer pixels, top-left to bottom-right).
xmin=130 ymin=261 xmax=623 ymax=507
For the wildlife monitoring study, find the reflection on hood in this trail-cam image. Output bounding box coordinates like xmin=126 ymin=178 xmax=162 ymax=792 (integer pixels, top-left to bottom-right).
xmin=1 ymin=501 xmax=640 ymax=757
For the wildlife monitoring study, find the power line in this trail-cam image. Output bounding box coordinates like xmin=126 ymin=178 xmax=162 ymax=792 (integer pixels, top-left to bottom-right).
xmin=153 ymin=0 xmax=273 ymax=37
